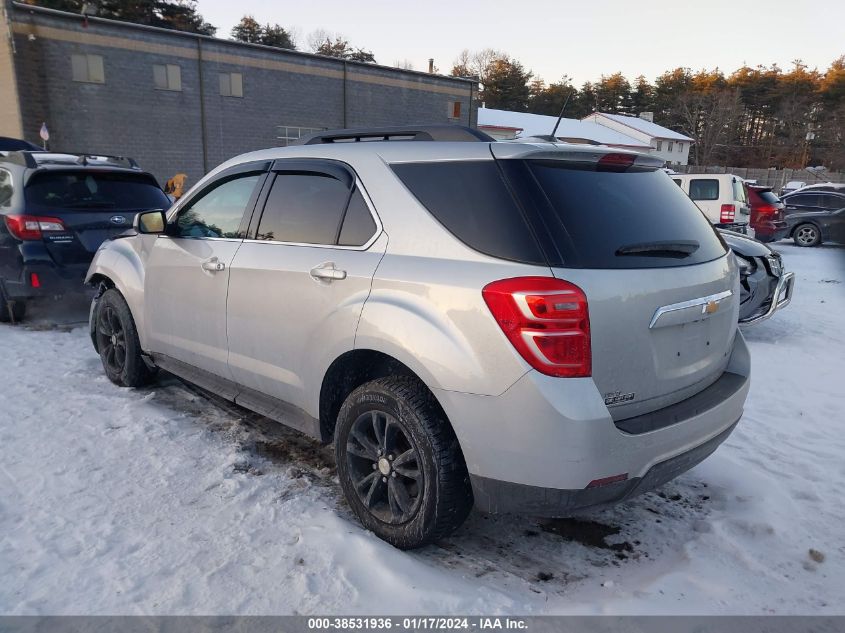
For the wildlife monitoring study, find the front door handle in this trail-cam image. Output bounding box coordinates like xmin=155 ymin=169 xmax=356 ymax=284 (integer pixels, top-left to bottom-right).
xmin=201 ymin=257 xmax=225 ymax=272
xmin=310 ymin=262 xmax=347 ymax=282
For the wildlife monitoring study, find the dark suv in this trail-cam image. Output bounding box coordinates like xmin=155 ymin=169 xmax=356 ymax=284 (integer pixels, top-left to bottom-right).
xmin=0 ymin=151 xmax=170 ymax=321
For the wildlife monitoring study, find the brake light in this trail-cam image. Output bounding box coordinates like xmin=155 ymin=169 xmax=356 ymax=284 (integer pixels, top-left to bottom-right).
xmin=482 ymin=277 xmax=591 ymax=377
xmin=4 ymin=215 xmax=66 ymax=240
xmin=597 ymin=153 xmax=636 ymax=172
xmin=756 ymin=205 xmax=778 ymax=214
xmin=30 ymin=273 xmax=41 ymax=288
xmin=720 ymin=204 xmax=736 ymax=223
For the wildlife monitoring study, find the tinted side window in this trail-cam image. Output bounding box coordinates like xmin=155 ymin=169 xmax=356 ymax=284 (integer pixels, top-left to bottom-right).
xmin=0 ymin=168 xmax=12 ymax=207
xmin=391 ymin=161 xmax=544 ymax=265
xmin=177 ymin=174 xmax=260 ymax=238
xmin=338 ymin=188 xmax=377 ymax=246
xmin=787 ymin=194 xmax=816 ymax=207
xmin=822 ymin=195 xmax=845 ymax=210
xmin=689 ymin=179 xmax=719 ymax=201
xmin=257 ymin=173 xmax=350 ymax=244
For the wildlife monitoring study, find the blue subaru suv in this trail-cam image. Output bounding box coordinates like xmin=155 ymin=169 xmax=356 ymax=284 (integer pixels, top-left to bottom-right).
xmin=0 ymin=151 xmax=170 ymax=322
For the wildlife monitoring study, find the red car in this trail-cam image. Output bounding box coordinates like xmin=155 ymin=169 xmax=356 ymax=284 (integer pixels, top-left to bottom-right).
xmin=747 ymin=185 xmax=789 ymax=243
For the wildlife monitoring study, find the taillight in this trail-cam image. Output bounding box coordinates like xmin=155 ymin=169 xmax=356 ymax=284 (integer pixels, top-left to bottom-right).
xmin=720 ymin=204 xmax=736 ymax=223
xmin=756 ymin=205 xmax=778 ymax=214
xmin=482 ymin=277 xmax=591 ymax=377
xmin=4 ymin=215 xmax=66 ymax=240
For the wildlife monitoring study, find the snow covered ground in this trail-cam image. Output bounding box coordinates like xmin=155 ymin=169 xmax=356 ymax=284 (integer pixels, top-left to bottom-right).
xmin=1 ymin=244 xmax=844 ymax=615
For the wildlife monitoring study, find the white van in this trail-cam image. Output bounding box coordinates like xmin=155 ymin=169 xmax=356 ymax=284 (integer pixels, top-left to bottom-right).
xmin=672 ymin=173 xmax=752 ymax=236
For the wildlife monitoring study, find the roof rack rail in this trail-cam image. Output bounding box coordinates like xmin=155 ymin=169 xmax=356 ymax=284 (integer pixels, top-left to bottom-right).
xmin=298 ymin=125 xmax=494 ymax=145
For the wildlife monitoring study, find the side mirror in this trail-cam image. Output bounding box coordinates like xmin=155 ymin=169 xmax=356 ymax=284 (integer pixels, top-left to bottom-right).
xmin=135 ymin=210 xmax=167 ymax=234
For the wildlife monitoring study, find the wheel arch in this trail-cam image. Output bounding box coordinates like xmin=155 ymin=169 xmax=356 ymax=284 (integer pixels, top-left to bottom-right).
xmin=789 ymin=220 xmax=822 ymax=236
xmin=318 ymin=349 xmax=452 ymax=445
xmin=85 ymin=242 xmax=149 ymax=348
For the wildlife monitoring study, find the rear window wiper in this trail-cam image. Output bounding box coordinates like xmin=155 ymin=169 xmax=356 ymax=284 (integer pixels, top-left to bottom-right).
xmin=616 ymin=240 xmax=700 ymax=258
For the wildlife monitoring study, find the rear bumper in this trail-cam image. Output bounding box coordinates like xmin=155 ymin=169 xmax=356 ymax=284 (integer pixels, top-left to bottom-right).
xmin=435 ymin=332 xmax=750 ymax=516
xmin=753 ymin=220 xmax=789 ymax=243
xmin=471 ymin=420 xmax=738 ymax=515
xmin=1 ymin=261 xmax=89 ymax=299
xmin=716 ymin=222 xmax=752 ymax=237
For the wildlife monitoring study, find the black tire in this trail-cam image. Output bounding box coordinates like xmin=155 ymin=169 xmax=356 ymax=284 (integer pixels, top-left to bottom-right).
xmin=793 ymin=223 xmax=821 ymax=247
xmin=0 ymin=284 xmax=26 ymax=323
xmin=335 ymin=376 xmax=473 ymax=549
xmin=93 ymin=288 xmax=155 ymax=387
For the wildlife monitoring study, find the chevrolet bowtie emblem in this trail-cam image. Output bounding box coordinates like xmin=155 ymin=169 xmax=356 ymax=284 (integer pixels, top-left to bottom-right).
xmin=703 ymin=300 xmax=720 ymax=315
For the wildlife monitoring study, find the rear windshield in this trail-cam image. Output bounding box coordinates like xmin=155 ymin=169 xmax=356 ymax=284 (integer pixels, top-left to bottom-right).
xmin=757 ymin=190 xmax=780 ymax=204
xmin=25 ymin=171 xmax=170 ymax=212
xmin=521 ymin=162 xmax=727 ymax=268
xmin=392 ymin=160 xmax=726 ymax=269
xmin=689 ymin=179 xmax=719 ymax=200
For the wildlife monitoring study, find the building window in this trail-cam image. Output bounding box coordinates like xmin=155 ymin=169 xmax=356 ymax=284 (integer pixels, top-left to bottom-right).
xmin=153 ymin=64 xmax=182 ymax=91
xmin=71 ymin=54 xmax=104 ymax=83
xmin=677 ymin=142 xmax=683 ymax=152
xmin=667 ymin=141 xmax=674 ymax=152
xmin=219 ymin=72 xmax=243 ymax=98
xmin=656 ymin=140 xmax=663 ymax=151
xmin=276 ymin=126 xmax=325 ymax=146
xmin=448 ymin=101 xmax=462 ymax=120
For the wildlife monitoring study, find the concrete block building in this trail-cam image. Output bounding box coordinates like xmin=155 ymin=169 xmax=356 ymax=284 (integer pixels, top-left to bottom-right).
xmin=0 ymin=1 xmax=477 ymax=183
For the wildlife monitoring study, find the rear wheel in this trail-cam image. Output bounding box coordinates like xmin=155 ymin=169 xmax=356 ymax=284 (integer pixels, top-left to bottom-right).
xmin=335 ymin=376 xmax=473 ymax=549
xmin=93 ymin=288 xmax=154 ymax=387
xmin=0 ymin=284 xmax=26 ymax=323
xmin=793 ymin=223 xmax=821 ymax=247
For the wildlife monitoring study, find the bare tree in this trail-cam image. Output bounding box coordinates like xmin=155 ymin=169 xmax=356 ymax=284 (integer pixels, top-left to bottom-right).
xmin=677 ymin=88 xmax=742 ymax=165
xmin=450 ymin=48 xmax=505 ymax=83
xmin=306 ymin=28 xmax=334 ymax=53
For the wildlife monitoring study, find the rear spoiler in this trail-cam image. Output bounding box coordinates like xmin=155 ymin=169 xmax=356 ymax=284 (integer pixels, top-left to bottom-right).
xmin=1 ymin=151 xmax=141 ymax=170
xmin=491 ymin=142 xmax=666 ymax=170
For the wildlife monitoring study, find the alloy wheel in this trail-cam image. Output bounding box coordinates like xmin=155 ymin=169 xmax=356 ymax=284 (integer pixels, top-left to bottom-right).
xmin=96 ymin=305 xmax=127 ymax=375
xmin=796 ymin=226 xmax=818 ymax=246
xmin=345 ymin=409 xmax=424 ymax=524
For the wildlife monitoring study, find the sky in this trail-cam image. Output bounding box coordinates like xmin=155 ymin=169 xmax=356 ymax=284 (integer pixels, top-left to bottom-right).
xmin=197 ymin=0 xmax=845 ymax=85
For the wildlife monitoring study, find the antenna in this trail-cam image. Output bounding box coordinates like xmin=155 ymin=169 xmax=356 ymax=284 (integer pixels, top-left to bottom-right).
xmin=550 ymin=89 xmax=573 ymax=139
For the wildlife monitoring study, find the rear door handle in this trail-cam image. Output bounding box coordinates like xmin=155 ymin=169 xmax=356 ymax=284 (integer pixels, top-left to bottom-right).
xmin=201 ymin=257 xmax=225 ymax=272
xmin=310 ymin=262 xmax=347 ymax=282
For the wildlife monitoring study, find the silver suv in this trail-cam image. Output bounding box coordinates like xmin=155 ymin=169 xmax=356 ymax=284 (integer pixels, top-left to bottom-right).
xmin=86 ymin=126 xmax=750 ymax=549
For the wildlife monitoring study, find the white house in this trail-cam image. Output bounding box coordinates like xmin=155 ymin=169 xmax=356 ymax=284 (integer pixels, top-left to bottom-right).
xmin=582 ymin=112 xmax=694 ymax=166
xmin=477 ymin=108 xmax=653 ymax=151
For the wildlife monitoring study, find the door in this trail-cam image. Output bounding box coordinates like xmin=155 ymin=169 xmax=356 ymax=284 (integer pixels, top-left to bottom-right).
xmin=226 ymin=161 xmax=386 ymax=413
xmin=144 ymin=166 xmax=266 ymax=381
xmin=829 ymin=207 xmax=845 ymax=243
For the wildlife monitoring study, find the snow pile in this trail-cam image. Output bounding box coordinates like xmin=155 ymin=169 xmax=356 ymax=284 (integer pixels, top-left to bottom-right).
xmin=1 ymin=244 xmax=843 ymax=614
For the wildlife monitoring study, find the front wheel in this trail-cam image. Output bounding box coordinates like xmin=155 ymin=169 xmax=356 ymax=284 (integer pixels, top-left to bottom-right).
xmin=93 ymin=288 xmax=155 ymax=387
xmin=335 ymin=376 xmax=473 ymax=549
xmin=793 ymin=223 xmax=821 ymax=247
